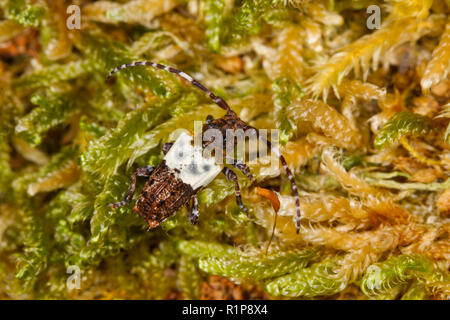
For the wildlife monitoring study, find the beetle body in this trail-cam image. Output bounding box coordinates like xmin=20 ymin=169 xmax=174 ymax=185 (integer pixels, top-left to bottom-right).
xmin=134 ymin=132 xmax=222 ymax=228
xmin=107 ymin=61 xmax=303 ymax=233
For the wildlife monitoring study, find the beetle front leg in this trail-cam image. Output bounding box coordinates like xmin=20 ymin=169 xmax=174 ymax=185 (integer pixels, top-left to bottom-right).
xmin=223 ymin=167 xmax=249 ymax=216
xmin=189 ymin=195 xmax=199 ymax=225
xmin=107 ymin=165 xmax=155 ymax=209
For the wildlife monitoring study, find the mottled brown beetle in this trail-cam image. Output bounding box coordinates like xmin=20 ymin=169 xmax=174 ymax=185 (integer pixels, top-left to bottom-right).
xmin=107 ymin=61 xmax=302 ymax=233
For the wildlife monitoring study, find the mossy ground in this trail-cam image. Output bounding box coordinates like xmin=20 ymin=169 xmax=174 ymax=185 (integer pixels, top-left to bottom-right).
xmin=0 ymin=0 xmax=449 ymax=300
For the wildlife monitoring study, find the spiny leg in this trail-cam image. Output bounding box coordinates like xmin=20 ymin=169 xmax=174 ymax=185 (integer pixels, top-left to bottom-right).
xmin=108 ymin=61 xmax=234 ymax=114
xmin=223 ymin=167 xmax=249 ymax=216
xmin=189 ymin=195 xmax=199 ymax=225
xmin=107 ymin=165 xmax=155 ymax=209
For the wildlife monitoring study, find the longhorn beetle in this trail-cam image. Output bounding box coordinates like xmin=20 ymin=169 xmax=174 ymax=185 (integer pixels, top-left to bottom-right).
xmin=107 ymin=61 xmax=302 ymax=233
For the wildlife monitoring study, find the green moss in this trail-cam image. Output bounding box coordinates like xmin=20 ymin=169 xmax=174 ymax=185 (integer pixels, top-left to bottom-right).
xmin=1 ymin=0 xmax=448 ymax=301
xmin=3 ymin=0 xmax=46 ymax=27
xmin=14 ymin=203 xmax=48 ymax=292
xmin=75 ymin=33 xmax=181 ymax=99
xmin=80 ymin=98 xmax=173 ymax=179
xmin=12 ymin=146 xmax=78 ymax=196
xmin=223 ymin=0 xmax=299 ymax=44
xmin=176 ymin=240 xmax=235 ymax=257
xmin=272 ymin=78 xmax=304 ymax=145
xmin=361 ymin=254 xmax=439 ymax=299
xmin=177 ymin=255 xmax=202 ymax=299
xmin=265 ymin=258 xmax=346 ymax=298
xmin=374 ymin=111 xmax=432 ymax=148
xmin=204 ymin=0 xmax=225 ymax=52
xmin=198 ymin=247 xmax=317 ymax=281
xmin=15 ymin=91 xmax=79 ymax=146
xmin=14 ymin=60 xmax=97 ymax=90
xmin=401 ymin=281 xmax=429 ymax=300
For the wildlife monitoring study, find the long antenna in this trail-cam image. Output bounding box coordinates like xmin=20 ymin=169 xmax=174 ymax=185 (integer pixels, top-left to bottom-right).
xmin=108 ymin=61 xmax=233 ymax=113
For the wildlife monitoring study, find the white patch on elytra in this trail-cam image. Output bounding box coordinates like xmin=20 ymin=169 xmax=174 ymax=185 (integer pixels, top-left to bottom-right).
xmin=164 ymin=132 xmax=222 ymax=189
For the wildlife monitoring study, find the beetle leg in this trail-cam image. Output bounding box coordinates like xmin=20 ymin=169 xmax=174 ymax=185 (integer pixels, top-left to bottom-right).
xmin=223 ymin=167 xmax=249 ymax=216
xmin=162 ymin=142 xmax=174 ymax=155
xmin=226 ymin=158 xmax=256 ymax=186
xmin=189 ymin=195 xmax=199 ymax=225
xmin=224 ymin=127 xmax=258 ymax=185
xmin=107 ymin=165 xmax=155 ymax=209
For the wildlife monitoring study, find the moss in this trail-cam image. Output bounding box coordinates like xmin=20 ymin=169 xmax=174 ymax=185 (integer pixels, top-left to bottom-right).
xmin=265 ymin=258 xmax=346 ymax=298
xmin=374 ymin=111 xmax=433 ymax=149
xmin=272 ymin=78 xmax=304 ymax=145
xmin=15 ymin=91 xmax=79 ymax=147
xmin=2 ymin=0 xmax=46 ymax=27
xmin=1 ymin=0 xmax=449 ymax=300
xmin=203 ymin=0 xmax=225 ymax=53
xmin=360 ymin=254 xmax=443 ymax=300
xmin=14 ymin=60 xmax=97 ymax=90
xmin=197 ymin=247 xmax=317 ymax=281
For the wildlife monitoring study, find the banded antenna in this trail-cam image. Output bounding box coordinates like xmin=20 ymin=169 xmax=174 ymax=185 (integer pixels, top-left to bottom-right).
xmin=107 ymin=61 xmax=233 ymax=114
